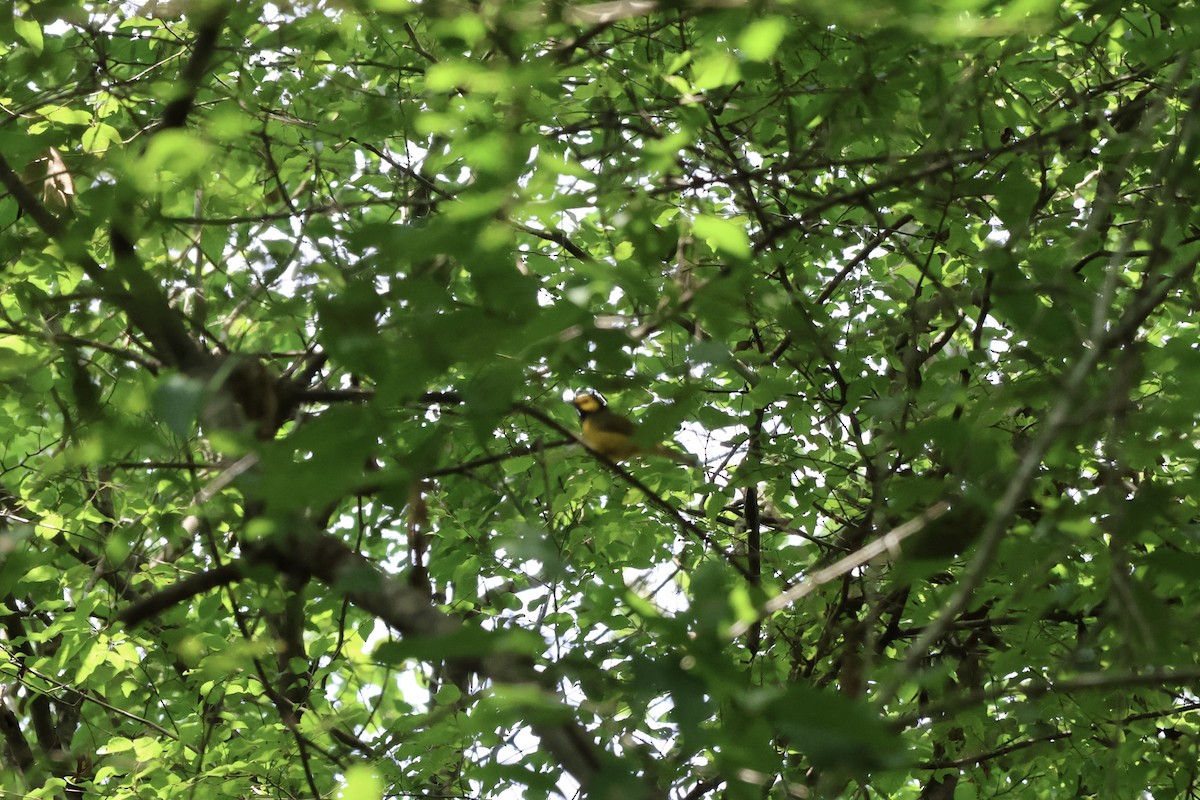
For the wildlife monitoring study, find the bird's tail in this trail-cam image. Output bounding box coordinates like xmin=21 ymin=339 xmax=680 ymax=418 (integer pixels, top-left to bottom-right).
xmin=651 ymin=443 xmax=701 ymax=467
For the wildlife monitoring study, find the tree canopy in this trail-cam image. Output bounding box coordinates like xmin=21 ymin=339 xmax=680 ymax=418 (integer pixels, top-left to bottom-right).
xmin=2 ymin=1 xmax=1199 ymax=798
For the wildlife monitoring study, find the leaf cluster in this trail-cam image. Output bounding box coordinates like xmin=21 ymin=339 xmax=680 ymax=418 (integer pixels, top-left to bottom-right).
xmin=1 ymin=1 xmax=1199 ymax=799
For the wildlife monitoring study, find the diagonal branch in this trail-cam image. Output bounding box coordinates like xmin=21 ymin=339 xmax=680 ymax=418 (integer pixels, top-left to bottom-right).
xmin=880 ymin=245 xmax=1200 ymax=704
xmin=116 ymin=563 xmax=245 ymax=627
xmin=157 ymin=3 xmax=232 ymax=132
xmin=246 ymin=528 xmax=663 ymax=798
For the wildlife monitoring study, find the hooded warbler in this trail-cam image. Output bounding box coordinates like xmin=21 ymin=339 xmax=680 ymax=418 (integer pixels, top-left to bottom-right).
xmin=572 ymin=393 xmax=698 ymax=466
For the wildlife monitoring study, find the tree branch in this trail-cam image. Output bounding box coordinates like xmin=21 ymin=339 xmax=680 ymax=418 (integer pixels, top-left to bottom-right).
xmin=116 ymin=562 xmax=245 ymax=627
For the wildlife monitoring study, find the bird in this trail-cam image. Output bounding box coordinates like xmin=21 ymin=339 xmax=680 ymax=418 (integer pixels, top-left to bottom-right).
xmin=572 ymin=392 xmax=698 ymax=466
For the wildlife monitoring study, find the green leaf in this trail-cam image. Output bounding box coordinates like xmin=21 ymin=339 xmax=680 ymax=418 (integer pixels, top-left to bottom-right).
xmin=738 ymin=18 xmax=788 ymax=61
xmin=692 ymin=52 xmax=741 ymax=90
xmin=759 ymin=684 xmax=906 ymax=770
xmin=137 ymin=128 xmax=214 ymax=186
xmin=98 ymin=737 xmax=135 ymax=754
xmin=340 ymin=764 xmax=384 ymax=800
xmin=37 ymin=106 xmax=91 ymax=126
xmin=14 ymin=17 xmax=43 ymax=53
xmin=74 ymin=635 xmax=110 ymax=683
xmin=81 ymin=122 xmax=122 ymax=153
xmin=993 ymin=166 xmax=1038 ymax=234
xmin=152 ymin=373 xmax=206 ymax=439
xmin=693 ymin=214 xmax=751 ymax=258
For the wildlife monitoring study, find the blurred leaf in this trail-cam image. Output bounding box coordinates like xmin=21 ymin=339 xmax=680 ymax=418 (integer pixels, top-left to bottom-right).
xmin=374 ymin=626 xmax=542 ymax=664
xmin=152 ymin=373 xmax=206 ymax=439
xmin=14 ymin=17 xmax=44 ymax=52
xmin=693 ymin=52 xmax=741 ymax=90
xmin=340 ymin=765 xmax=384 ymax=800
xmin=693 ymin=214 xmax=751 ymax=259
xmin=738 ymin=18 xmax=788 ymax=61
xmin=760 ymin=684 xmax=906 ymax=769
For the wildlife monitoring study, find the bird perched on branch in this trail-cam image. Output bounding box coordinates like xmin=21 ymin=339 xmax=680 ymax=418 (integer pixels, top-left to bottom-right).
xmin=572 ymin=392 xmax=698 ymax=466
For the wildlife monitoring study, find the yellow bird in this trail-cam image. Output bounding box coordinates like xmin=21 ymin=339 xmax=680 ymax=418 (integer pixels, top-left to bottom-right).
xmin=572 ymin=393 xmax=698 ymax=465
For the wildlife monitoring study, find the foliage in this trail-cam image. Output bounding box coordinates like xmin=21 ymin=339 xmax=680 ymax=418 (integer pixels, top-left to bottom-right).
xmin=1 ymin=1 xmax=1199 ymax=798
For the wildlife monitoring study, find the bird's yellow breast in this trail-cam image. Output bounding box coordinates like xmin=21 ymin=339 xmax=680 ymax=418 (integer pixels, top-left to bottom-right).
xmin=580 ymin=416 xmax=641 ymax=460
